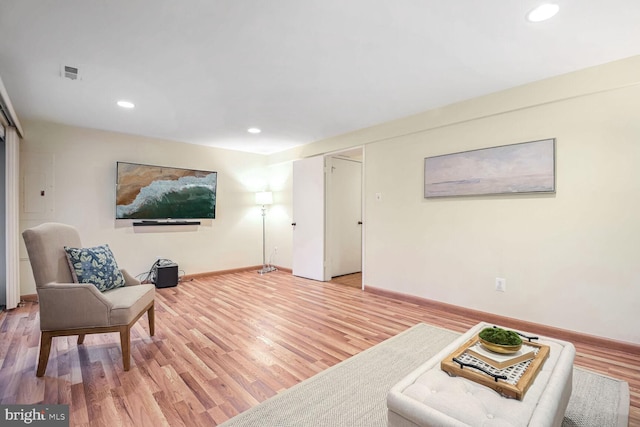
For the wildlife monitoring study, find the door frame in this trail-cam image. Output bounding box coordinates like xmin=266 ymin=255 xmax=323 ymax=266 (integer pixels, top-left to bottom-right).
xmin=324 ymin=147 xmax=365 ymax=289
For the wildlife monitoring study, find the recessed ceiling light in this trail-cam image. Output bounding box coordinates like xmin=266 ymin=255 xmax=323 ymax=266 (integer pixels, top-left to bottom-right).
xmin=247 ymin=127 xmax=261 ymax=134
xmin=117 ymin=100 xmax=135 ymax=109
xmin=527 ymin=3 xmax=559 ymax=22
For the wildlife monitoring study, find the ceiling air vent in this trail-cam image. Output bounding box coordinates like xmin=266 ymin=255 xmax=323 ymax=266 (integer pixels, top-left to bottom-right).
xmin=61 ymin=65 xmax=80 ymax=80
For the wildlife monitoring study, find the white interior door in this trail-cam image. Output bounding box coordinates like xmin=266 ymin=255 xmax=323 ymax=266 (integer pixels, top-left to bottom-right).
xmin=329 ymin=157 xmax=362 ymax=277
xmin=292 ymin=155 xmax=326 ymax=281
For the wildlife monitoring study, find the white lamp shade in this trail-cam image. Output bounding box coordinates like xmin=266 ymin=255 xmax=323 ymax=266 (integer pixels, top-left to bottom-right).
xmin=255 ymin=191 xmax=273 ymax=205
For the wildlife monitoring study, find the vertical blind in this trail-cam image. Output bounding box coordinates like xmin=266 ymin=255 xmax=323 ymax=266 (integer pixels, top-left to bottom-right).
xmin=1 ymin=75 xmax=23 ymax=309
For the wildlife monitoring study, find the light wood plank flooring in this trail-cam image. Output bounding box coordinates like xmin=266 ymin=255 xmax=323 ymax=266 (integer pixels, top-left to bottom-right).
xmin=1 ymin=271 xmax=638 ymax=426
xmin=330 ymin=272 xmax=362 ymax=289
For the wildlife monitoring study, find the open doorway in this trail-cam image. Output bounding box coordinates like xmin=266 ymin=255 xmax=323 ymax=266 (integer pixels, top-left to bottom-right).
xmin=327 ymin=148 xmax=363 ymax=289
xmin=291 ymin=147 xmax=364 ymax=288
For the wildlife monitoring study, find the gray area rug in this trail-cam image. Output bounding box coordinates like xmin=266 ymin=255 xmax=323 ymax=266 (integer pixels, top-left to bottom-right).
xmin=220 ymin=323 xmax=630 ymax=427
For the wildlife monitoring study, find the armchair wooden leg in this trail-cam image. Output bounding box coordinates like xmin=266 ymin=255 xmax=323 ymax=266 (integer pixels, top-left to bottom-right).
xmin=119 ymin=326 xmax=131 ymax=371
xmin=77 ymin=334 xmax=86 ymax=344
xmin=37 ymin=331 xmax=53 ymax=377
xmin=148 ymin=303 xmax=155 ymax=337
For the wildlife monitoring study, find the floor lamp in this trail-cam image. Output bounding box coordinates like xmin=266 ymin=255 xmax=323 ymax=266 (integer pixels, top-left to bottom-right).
xmin=256 ymin=191 xmax=276 ymax=274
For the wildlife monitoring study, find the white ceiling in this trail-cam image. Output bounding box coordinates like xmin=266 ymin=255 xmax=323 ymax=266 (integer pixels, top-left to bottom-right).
xmin=1 ymin=1 xmax=639 ymax=155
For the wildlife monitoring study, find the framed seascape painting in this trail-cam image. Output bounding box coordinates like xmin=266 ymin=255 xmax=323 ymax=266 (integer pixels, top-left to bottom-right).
xmin=116 ymin=162 xmax=217 ymax=219
xmin=424 ymin=138 xmax=555 ymax=198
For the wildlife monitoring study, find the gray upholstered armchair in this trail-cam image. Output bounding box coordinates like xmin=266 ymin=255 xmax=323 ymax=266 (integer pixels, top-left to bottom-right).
xmin=22 ymin=222 xmax=155 ymax=377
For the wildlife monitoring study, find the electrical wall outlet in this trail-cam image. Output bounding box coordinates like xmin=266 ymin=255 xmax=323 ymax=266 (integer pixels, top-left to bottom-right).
xmin=495 ymin=277 xmax=506 ymax=292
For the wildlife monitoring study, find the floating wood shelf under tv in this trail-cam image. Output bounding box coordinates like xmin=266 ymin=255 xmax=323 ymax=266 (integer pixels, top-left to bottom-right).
xmin=132 ymin=220 xmax=201 ymax=226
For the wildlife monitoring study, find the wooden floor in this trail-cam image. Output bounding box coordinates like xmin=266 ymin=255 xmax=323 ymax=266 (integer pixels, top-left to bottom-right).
xmin=330 ymin=272 xmax=363 ymax=289
xmin=0 ymin=271 xmax=638 ymax=426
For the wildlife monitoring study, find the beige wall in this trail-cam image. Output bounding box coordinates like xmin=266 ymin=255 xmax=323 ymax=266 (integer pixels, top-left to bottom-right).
xmin=271 ymin=56 xmax=640 ymax=344
xmin=19 ymin=121 xmax=294 ymax=295
xmin=365 ymin=85 xmax=639 ymax=344
xmin=18 ymin=56 xmax=640 ymax=345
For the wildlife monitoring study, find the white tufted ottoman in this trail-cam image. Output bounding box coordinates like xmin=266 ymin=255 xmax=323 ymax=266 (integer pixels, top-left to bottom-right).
xmin=387 ymin=322 xmax=575 ymax=427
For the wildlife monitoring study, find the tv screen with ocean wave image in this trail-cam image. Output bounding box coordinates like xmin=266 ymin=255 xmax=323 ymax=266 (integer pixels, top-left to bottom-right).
xmin=116 ymin=162 xmax=217 ymax=220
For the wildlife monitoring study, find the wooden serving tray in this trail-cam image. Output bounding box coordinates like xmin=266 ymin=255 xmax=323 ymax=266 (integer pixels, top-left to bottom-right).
xmin=440 ymin=334 xmax=550 ymax=400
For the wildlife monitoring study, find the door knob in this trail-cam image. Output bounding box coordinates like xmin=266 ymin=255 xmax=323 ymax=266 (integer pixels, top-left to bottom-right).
xmin=357 ymin=221 xmax=363 ymax=225
xmin=291 ymin=222 xmax=297 ymax=226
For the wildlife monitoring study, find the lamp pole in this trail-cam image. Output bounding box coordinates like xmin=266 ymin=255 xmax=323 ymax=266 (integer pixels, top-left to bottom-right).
xmin=260 ymin=205 xmax=267 ymax=273
xmin=256 ymin=191 xmax=276 ymax=274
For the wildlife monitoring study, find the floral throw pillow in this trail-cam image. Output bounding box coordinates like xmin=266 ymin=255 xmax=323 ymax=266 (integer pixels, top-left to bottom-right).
xmin=64 ymin=244 xmax=126 ymax=292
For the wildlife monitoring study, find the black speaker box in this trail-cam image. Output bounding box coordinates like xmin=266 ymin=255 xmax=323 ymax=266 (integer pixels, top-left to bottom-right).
xmin=155 ymin=263 xmax=178 ymax=288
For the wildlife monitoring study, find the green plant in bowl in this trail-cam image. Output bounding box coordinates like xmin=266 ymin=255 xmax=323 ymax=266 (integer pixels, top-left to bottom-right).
xmin=479 ymin=327 xmax=523 ymax=354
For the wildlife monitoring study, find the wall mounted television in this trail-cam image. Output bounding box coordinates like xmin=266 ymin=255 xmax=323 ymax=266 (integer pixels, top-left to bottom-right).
xmin=116 ymin=162 xmax=217 ymax=220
